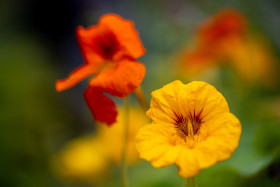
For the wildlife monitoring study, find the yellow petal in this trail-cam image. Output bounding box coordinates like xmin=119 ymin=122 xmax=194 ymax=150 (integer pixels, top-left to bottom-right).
xmin=52 ymin=137 xmax=108 ymax=181
xmin=97 ymin=107 xmax=148 ymax=164
xmin=196 ymin=112 xmax=241 ymax=168
xmin=175 ymin=148 xmax=200 ymax=178
xmin=136 ymin=123 xmax=179 ymax=167
xmin=146 ymin=80 xmax=184 ymax=125
xmin=178 ymin=81 xmax=229 ymax=122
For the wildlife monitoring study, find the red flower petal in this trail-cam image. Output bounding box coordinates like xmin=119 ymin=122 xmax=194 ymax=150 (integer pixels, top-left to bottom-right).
xmin=84 ymin=86 xmax=117 ymax=126
xmin=76 ymin=26 xmax=108 ymax=64
xmin=99 ymin=14 xmax=146 ymax=60
xmin=77 ymin=14 xmax=146 ymax=65
xmin=89 ymin=59 xmax=146 ymax=97
xmin=56 ymin=64 xmax=98 ymax=92
xmin=197 ymin=9 xmax=246 ymax=46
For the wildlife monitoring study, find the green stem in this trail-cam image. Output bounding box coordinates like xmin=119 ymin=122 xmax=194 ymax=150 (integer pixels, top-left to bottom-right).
xmin=186 ymin=178 xmax=191 ymax=187
xmin=185 ymin=177 xmax=197 ymax=187
xmin=133 ymin=86 xmax=148 ymax=112
xmin=121 ymin=96 xmax=130 ymax=187
xmin=192 ymin=177 xmax=197 ymax=187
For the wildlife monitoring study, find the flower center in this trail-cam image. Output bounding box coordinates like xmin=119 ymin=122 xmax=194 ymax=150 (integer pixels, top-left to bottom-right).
xmin=172 ymin=109 xmax=205 ymax=141
xmin=94 ymin=31 xmax=119 ymax=60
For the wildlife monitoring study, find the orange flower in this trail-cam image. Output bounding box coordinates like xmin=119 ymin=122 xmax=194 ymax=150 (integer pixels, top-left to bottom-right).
xmin=197 ymin=9 xmax=246 ymax=49
xmin=180 ymin=9 xmax=246 ymax=72
xmin=56 ymin=14 xmax=146 ymax=125
xmin=179 ymin=9 xmax=276 ymax=87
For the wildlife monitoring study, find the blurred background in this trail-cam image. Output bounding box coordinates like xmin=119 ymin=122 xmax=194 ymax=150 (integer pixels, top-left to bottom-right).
xmin=0 ymin=0 xmax=280 ymax=186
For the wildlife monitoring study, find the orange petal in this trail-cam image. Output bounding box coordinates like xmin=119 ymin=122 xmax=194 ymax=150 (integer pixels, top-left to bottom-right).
xmin=197 ymin=9 xmax=246 ymax=45
xmin=84 ymin=86 xmax=117 ymax=125
xmin=56 ymin=64 xmax=97 ymax=92
xmin=76 ymin=26 xmax=107 ymax=64
xmin=89 ymin=59 xmax=145 ymax=97
xmin=76 ymin=14 xmax=145 ymax=65
xmin=99 ymin=14 xmax=146 ymax=60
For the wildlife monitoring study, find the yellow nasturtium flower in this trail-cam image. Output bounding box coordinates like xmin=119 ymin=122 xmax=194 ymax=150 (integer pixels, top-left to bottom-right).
xmin=52 ymin=107 xmax=147 ymax=183
xmin=229 ymin=37 xmax=277 ymax=87
xmin=97 ymin=107 xmax=148 ymax=164
xmin=136 ymin=80 xmax=241 ymax=178
xmin=51 ymin=137 xmax=108 ymax=182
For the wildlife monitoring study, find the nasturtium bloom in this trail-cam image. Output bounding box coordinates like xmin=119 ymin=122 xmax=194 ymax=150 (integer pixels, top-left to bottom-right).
xmin=51 ymin=137 xmax=108 ymax=182
xmin=197 ymin=9 xmax=246 ymax=49
xmin=52 ymin=107 xmax=147 ymax=183
xmin=179 ymin=9 xmax=276 ymax=87
xmin=229 ymin=36 xmax=276 ymax=87
xmin=97 ymin=107 xmax=148 ymax=164
xmin=180 ymin=9 xmax=246 ymax=72
xmin=136 ymin=80 xmax=241 ymax=178
xmin=55 ymin=14 xmax=146 ymax=125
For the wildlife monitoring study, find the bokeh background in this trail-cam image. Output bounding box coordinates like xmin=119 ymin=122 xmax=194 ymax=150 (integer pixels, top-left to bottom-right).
xmin=0 ymin=0 xmax=280 ymax=186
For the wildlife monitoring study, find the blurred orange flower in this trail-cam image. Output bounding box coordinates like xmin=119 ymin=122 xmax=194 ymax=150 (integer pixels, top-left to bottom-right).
xmin=179 ymin=9 xmax=277 ymax=86
xmin=197 ymin=9 xmax=246 ymax=50
xmin=229 ymin=36 xmax=277 ymax=86
xmin=181 ymin=9 xmax=246 ymax=72
xmin=56 ymin=14 xmax=146 ymax=125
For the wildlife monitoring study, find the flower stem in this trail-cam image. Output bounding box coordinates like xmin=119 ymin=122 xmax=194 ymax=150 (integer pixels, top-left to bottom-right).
xmin=186 ymin=178 xmax=191 ymax=187
xmin=185 ymin=177 xmax=197 ymax=187
xmin=133 ymin=86 xmax=148 ymax=112
xmin=192 ymin=177 xmax=197 ymax=187
xmin=121 ymin=96 xmax=130 ymax=187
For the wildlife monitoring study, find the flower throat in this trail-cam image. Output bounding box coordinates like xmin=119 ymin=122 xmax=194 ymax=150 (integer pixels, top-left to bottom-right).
xmin=172 ymin=109 xmax=204 ymax=140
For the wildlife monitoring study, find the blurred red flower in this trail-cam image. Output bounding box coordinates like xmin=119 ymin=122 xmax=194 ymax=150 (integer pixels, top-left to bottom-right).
xmin=180 ymin=9 xmax=246 ymax=72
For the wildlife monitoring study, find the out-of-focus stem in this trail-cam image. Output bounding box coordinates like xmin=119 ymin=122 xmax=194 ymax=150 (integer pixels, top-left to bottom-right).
xmin=121 ymin=96 xmax=130 ymax=187
xmin=186 ymin=178 xmax=191 ymax=187
xmin=185 ymin=177 xmax=197 ymax=187
xmin=133 ymin=86 xmax=148 ymax=112
xmin=192 ymin=177 xmax=197 ymax=187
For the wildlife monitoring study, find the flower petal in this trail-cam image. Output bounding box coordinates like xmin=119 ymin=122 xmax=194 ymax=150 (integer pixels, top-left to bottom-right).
xmin=178 ymin=81 xmax=229 ymax=122
xmin=84 ymin=86 xmax=117 ymax=125
xmin=76 ymin=26 xmax=106 ymax=64
xmin=146 ymin=80 xmax=184 ymax=125
xmin=97 ymin=107 xmax=148 ymax=164
xmin=197 ymin=9 xmax=246 ymax=46
xmin=136 ymin=123 xmax=181 ymax=168
xmin=56 ymin=64 xmax=97 ymax=92
xmin=89 ymin=59 xmax=145 ymax=97
xmin=175 ymin=149 xmax=200 ymax=178
xmin=195 ymin=112 xmax=241 ymax=168
xmin=99 ymin=14 xmax=146 ymax=60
